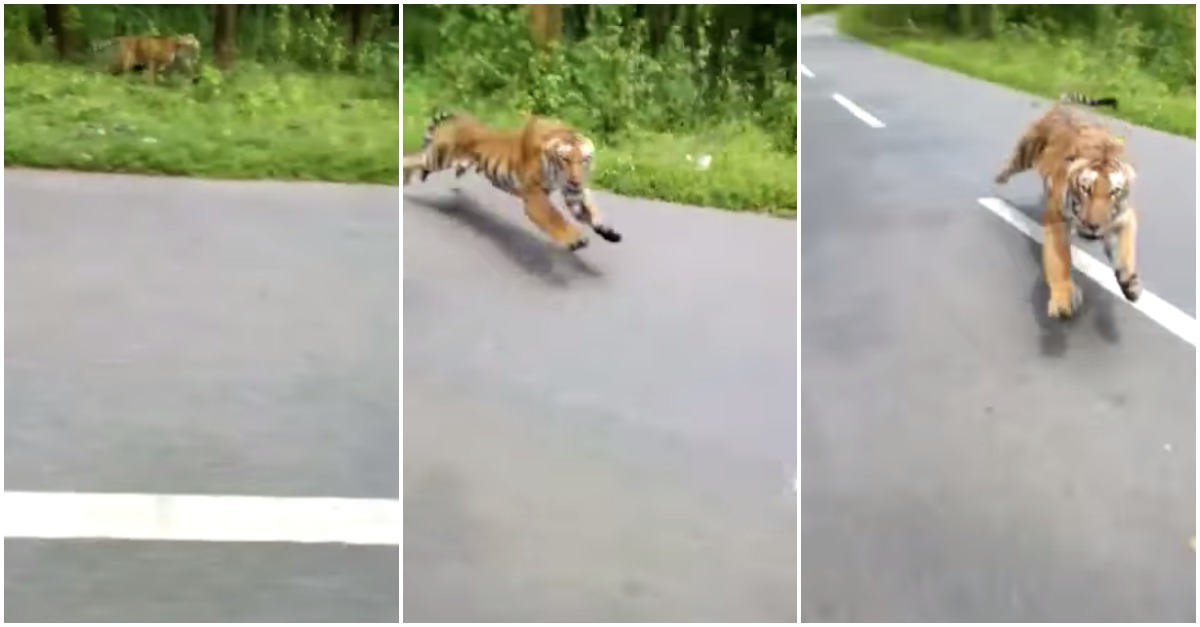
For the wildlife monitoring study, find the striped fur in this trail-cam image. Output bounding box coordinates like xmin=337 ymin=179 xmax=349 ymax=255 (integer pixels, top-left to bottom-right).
xmin=1059 ymin=92 xmax=1119 ymax=109
xmin=995 ymin=99 xmax=1141 ymax=318
xmin=404 ymin=112 xmax=622 ymax=250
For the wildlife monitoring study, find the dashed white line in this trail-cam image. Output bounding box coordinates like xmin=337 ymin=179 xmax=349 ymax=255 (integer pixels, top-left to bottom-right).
xmin=2 ymin=491 xmax=401 ymax=546
xmin=977 ymin=197 xmax=1197 ymax=347
xmin=800 ymin=63 xmax=815 ymax=78
xmin=831 ymin=93 xmax=885 ymax=128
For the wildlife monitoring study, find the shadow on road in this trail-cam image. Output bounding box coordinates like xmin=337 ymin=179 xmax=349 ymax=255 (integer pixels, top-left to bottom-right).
xmin=1004 ymin=198 xmax=1121 ymax=356
xmin=404 ymin=189 xmax=604 ymax=289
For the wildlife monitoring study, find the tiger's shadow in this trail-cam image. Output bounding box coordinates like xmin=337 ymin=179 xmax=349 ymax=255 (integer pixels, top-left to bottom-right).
xmin=1004 ymin=197 xmax=1121 ymax=357
xmin=403 ymin=185 xmax=604 ymax=289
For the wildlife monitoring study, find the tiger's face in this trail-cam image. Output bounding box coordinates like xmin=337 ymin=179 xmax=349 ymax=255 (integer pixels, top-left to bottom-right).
xmin=548 ymin=134 xmax=594 ymax=188
xmin=172 ymin=34 xmax=202 ymax=62
xmin=1067 ymin=159 xmax=1135 ymax=240
xmin=177 ymin=34 xmax=201 ymax=51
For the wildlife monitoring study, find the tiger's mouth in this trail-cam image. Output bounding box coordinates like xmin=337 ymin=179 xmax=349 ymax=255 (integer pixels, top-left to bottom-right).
xmin=1073 ymin=222 xmax=1105 ymax=240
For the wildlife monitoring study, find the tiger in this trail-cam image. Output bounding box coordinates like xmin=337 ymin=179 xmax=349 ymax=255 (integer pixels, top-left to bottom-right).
xmin=94 ymin=34 xmax=202 ymax=83
xmin=403 ymin=111 xmax=623 ymax=251
xmin=994 ymin=92 xmax=1139 ymax=319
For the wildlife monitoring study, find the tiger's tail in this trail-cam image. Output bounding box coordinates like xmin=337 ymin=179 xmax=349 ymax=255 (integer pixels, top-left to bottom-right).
xmin=413 ymin=110 xmax=460 ymax=182
xmin=421 ymin=111 xmax=456 ymax=147
xmin=1060 ymin=92 xmax=1119 ymax=109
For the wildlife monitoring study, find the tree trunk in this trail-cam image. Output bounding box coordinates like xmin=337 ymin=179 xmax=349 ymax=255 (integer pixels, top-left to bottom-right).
xmin=348 ymin=5 xmax=368 ymax=49
xmin=527 ymin=4 xmax=562 ymax=47
xmin=213 ymin=4 xmax=237 ymax=69
xmin=44 ymin=4 xmax=74 ymax=60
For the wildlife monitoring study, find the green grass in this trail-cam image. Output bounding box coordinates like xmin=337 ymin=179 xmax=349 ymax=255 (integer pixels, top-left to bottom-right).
xmin=4 ymin=62 xmax=400 ymax=184
xmin=403 ymin=75 xmax=796 ymax=218
xmin=800 ymin=5 xmax=839 ymax=17
xmin=838 ymin=17 xmax=1196 ymax=138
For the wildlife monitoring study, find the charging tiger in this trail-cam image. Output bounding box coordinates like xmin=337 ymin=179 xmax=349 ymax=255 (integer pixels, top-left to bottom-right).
xmin=403 ymin=111 xmax=622 ymax=251
xmin=994 ymin=93 xmax=1139 ymax=319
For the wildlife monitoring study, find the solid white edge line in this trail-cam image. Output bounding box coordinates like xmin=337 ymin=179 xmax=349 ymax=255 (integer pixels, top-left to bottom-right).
xmin=830 ymin=93 xmax=885 ymax=129
xmin=800 ymin=63 xmax=815 ymax=78
xmin=2 ymin=491 xmax=401 ymax=546
xmin=977 ymin=197 xmax=1197 ymax=347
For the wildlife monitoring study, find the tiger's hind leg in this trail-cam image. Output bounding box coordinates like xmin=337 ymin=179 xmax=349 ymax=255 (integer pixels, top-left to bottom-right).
xmin=995 ymin=133 xmax=1037 ymax=185
xmin=1104 ymin=209 xmax=1142 ymax=302
xmin=523 ymin=190 xmax=589 ymax=251
xmin=452 ymin=157 xmax=473 ymax=178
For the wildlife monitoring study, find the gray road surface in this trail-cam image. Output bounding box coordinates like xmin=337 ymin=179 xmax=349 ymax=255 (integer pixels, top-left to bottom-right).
xmin=4 ymin=169 xmax=399 ymax=623
xmin=403 ymin=177 xmax=797 ymax=622
xmin=801 ymin=16 xmax=1196 ymax=623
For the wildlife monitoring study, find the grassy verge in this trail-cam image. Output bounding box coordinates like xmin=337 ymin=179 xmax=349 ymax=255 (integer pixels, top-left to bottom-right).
xmin=4 ymin=62 xmax=399 ymax=184
xmin=800 ymin=5 xmax=839 ymax=17
xmin=838 ymin=17 xmax=1196 ymax=138
xmin=403 ymin=75 xmax=796 ymax=218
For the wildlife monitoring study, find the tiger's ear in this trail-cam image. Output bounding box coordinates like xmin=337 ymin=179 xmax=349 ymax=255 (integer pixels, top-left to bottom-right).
xmin=577 ymin=136 xmax=595 ymax=157
xmin=1121 ymin=162 xmax=1137 ymax=185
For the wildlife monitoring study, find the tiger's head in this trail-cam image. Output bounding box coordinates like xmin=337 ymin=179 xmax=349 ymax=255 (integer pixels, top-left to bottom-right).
xmin=1065 ymin=157 xmax=1135 ymax=240
xmin=546 ymin=133 xmax=595 ymax=189
xmin=174 ymin=33 xmax=202 ymax=57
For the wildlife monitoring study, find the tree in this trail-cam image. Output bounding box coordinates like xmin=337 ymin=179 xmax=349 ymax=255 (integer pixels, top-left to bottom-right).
xmin=213 ymin=4 xmax=236 ymax=69
xmin=43 ymin=4 xmax=75 ymax=60
xmin=346 ymin=5 xmax=369 ymax=49
xmin=527 ymin=4 xmax=562 ymax=47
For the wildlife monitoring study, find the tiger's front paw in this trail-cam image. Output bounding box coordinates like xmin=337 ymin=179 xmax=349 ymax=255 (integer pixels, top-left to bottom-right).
xmin=594 ymin=224 xmax=622 ymax=243
xmin=1047 ymin=281 xmax=1083 ymax=319
xmin=1117 ymin=272 xmax=1142 ymax=302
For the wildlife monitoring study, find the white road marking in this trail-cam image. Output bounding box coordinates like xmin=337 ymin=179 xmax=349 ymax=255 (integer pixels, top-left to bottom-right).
xmin=800 ymin=63 xmax=815 ymax=78
xmin=977 ymin=197 xmax=1198 ymax=347
xmin=2 ymin=491 xmax=401 ymax=546
xmin=831 ymin=93 xmax=885 ymax=129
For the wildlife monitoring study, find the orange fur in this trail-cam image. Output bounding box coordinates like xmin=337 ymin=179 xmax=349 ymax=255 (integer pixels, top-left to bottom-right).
xmin=996 ymin=102 xmax=1141 ymax=318
xmin=406 ymin=111 xmax=490 ymax=182
xmin=406 ymin=112 xmax=622 ymax=250
xmin=104 ymin=34 xmax=202 ymax=83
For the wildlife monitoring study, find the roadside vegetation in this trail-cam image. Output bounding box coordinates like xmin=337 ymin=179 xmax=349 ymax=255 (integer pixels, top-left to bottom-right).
xmin=833 ymin=4 xmax=1195 ymax=138
xmin=404 ymin=5 xmax=797 ymax=217
xmin=4 ymin=5 xmax=399 ymax=184
xmin=800 ymin=5 xmax=839 ymax=17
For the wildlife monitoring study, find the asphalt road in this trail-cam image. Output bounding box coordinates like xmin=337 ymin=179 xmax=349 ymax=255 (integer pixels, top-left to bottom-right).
xmin=4 ymin=170 xmax=400 ymax=623
xmin=403 ymin=177 xmax=797 ymax=621
xmin=801 ymin=15 xmax=1196 ymax=623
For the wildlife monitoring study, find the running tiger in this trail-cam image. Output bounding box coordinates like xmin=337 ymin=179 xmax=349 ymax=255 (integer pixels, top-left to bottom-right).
xmin=994 ymin=93 xmax=1139 ymax=319
xmin=403 ymin=111 xmax=623 ymax=251
xmin=95 ymin=34 xmax=202 ymax=83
